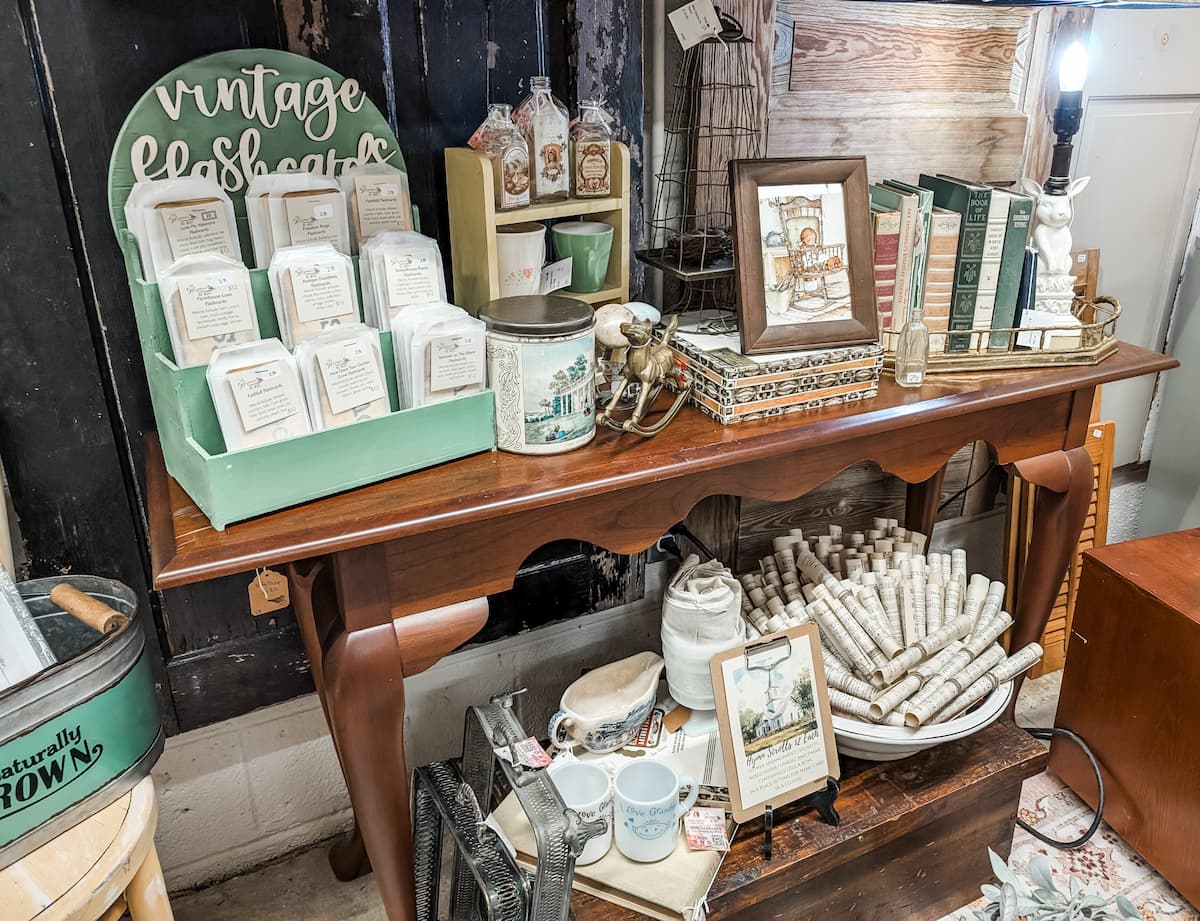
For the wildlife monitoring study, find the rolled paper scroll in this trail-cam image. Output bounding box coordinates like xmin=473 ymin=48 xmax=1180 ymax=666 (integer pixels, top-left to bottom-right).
xmin=949 ymin=643 xmax=1007 ymax=693
xmin=831 ymin=689 xmax=907 ymax=726
xmin=802 ymin=583 xmax=820 ymax=603
xmin=878 ymin=575 xmax=902 ymax=640
xmin=740 ymin=592 xmax=753 ymax=614
xmin=784 ymin=598 xmax=809 ymax=622
xmin=964 ymin=574 xmax=990 ymax=628
xmin=851 ymin=584 xmax=902 ymax=658
xmin=925 ymin=580 xmax=944 ymax=635
xmin=774 ymin=549 xmax=796 ymax=572
xmin=951 ymin=548 xmax=967 ymax=578
xmin=868 ymin=673 xmax=921 ymax=720
xmin=910 ymin=531 xmax=928 ymax=555
xmin=781 ymin=570 xmax=799 ymax=587
xmin=976 ymin=581 xmax=1006 ymax=633
xmin=763 ymin=580 xmax=781 ymax=598
xmin=912 ymin=640 xmax=966 ymax=683
xmin=903 ymin=679 xmax=965 ymax=727
xmin=824 ymin=658 xmax=877 ymax=700
xmin=818 ymin=632 xmax=852 ymax=673
xmin=965 ymin=610 xmax=1014 ymax=658
xmin=990 ymin=642 xmax=1044 ymax=684
xmin=766 ymin=596 xmax=786 ymax=618
xmin=811 ymin=599 xmax=875 ymax=678
xmin=873 ymin=645 xmax=924 ymax=685
xmin=783 ymin=583 xmax=803 ymax=603
xmin=744 ymin=620 xmax=763 ymax=639
xmin=931 ymin=673 xmax=998 ymax=723
xmin=870 ymin=556 xmax=887 ymax=574
xmin=766 ymin=614 xmax=787 ymax=633
xmin=899 ymin=582 xmax=921 ymax=646
xmin=834 ymin=581 xmax=902 ymax=660
xmin=815 ymin=585 xmax=888 ymax=670
xmin=912 ymin=572 xmax=927 ymax=637
xmin=915 ymin=614 xmax=974 ymax=659
xmin=942 ymin=576 xmax=962 ymax=631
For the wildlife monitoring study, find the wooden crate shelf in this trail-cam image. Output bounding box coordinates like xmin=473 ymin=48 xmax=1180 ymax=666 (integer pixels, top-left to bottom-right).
xmin=445 ymin=143 xmax=631 ymax=313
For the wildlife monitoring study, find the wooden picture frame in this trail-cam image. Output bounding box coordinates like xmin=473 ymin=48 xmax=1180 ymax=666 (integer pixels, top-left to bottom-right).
xmin=730 ymin=157 xmax=878 ymax=355
xmin=709 ymin=625 xmax=840 ymax=823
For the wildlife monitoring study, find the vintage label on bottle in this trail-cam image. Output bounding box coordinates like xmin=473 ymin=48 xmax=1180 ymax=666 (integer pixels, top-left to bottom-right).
xmin=575 ymin=141 xmax=611 ymax=196
xmin=159 ymin=200 xmax=237 ymax=262
xmin=284 ymin=191 xmax=345 ymax=247
xmin=533 ymin=110 xmax=569 ymax=196
xmin=290 ymin=260 xmax=356 ymax=324
xmin=315 ymin=339 xmax=388 ymax=415
xmin=499 ymin=147 xmax=531 ymax=208
xmin=353 ymin=176 xmax=410 ymax=239
xmin=429 ymin=332 xmax=484 ymax=393
xmin=227 ymin=361 xmax=305 ymax=433
xmin=179 ymin=270 xmax=256 ymax=340
xmin=383 ymin=249 xmax=442 ymax=308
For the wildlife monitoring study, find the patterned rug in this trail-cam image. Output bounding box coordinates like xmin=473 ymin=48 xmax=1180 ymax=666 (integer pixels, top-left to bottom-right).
xmin=942 ymin=772 xmax=1197 ymax=921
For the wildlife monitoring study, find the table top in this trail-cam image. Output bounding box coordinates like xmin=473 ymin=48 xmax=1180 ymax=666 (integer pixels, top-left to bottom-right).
xmin=572 ymin=719 xmax=1047 ymax=919
xmin=1083 ymin=527 xmax=1200 ymax=620
xmin=147 ymin=343 xmax=1175 ymax=589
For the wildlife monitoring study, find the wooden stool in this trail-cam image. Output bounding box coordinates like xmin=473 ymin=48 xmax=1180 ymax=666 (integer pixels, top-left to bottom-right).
xmin=1 ymin=776 xmax=174 ymax=921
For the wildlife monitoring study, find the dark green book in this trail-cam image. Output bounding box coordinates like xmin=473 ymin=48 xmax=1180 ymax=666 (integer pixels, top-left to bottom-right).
xmin=988 ymin=188 xmax=1034 ymax=350
xmin=918 ymin=174 xmax=992 ymax=351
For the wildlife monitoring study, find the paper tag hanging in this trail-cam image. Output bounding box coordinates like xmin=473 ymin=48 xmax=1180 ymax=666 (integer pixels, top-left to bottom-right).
xmin=493 ymin=736 xmax=554 ymax=769
xmin=684 ymin=806 xmax=730 ymax=851
xmin=668 ymin=0 xmax=722 ymax=50
xmin=249 ymin=568 xmax=290 ymax=616
xmin=539 ymin=257 xmax=573 ymax=295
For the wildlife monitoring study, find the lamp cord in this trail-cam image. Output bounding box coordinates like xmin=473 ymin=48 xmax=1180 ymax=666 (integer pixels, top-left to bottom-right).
xmin=1016 ymin=726 xmax=1105 ymax=849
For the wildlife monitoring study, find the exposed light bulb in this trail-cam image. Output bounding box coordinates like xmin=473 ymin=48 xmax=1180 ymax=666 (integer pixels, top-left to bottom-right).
xmin=1059 ymin=42 xmax=1089 ymax=93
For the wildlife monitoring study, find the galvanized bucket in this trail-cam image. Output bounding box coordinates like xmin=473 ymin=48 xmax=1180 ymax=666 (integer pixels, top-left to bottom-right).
xmin=0 ymin=575 xmax=164 ymax=868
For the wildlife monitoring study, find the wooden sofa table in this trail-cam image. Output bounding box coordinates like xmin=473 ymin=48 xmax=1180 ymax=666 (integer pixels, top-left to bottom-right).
xmin=574 ymin=719 xmax=1047 ymax=921
xmin=145 ymin=343 xmax=1174 ymax=921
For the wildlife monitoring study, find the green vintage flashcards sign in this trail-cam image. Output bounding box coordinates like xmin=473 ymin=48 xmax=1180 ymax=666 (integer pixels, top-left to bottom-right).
xmin=107 ymin=49 xmax=407 ymax=247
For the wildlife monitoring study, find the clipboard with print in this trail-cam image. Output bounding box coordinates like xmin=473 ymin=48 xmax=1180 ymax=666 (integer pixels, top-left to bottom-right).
xmin=710 ymin=624 xmax=840 ymax=823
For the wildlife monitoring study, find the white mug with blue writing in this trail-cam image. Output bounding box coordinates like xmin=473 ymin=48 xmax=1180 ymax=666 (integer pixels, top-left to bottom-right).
xmin=613 ymin=760 xmax=698 ymax=863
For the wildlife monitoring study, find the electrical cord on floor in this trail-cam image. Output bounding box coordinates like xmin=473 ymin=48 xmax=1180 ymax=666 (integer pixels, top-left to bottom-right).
xmin=1017 ymin=726 xmax=1105 ymax=849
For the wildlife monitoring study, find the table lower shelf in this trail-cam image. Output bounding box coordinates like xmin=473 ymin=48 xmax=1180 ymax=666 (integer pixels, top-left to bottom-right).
xmin=572 ymin=720 xmax=1047 ymax=921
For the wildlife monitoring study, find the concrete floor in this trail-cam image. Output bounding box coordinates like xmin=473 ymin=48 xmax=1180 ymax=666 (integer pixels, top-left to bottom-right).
xmin=172 ymin=673 xmax=1065 ymax=921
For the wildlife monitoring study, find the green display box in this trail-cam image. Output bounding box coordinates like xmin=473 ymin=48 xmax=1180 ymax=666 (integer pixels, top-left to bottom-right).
xmin=119 ymin=230 xmax=496 ymax=531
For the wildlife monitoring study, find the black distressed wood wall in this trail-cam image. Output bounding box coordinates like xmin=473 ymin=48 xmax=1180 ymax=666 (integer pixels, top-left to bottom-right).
xmin=2 ymin=0 xmax=645 ymax=732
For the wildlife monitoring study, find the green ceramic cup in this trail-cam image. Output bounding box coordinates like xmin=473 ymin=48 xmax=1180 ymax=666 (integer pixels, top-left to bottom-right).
xmin=551 ymin=221 xmax=614 ymax=294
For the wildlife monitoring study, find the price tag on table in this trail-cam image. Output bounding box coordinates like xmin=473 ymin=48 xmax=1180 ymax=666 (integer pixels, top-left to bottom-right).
xmin=684 ymin=806 xmax=730 ymax=851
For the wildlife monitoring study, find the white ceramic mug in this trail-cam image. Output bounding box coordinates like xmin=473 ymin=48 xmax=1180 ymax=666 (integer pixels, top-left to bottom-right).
xmin=548 ymin=761 xmax=613 ymax=865
xmin=496 ymin=222 xmax=546 ymax=297
xmin=613 ymin=760 xmax=698 ymax=863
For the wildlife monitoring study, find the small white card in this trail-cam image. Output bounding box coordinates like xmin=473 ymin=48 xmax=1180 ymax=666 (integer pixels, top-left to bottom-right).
xmin=285 ymin=191 xmax=345 ymax=247
xmin=315 ymin=339 xmax=387 ymax=415
xmin=227 ymin=361 xmax=305 ymax=433
xmin=383 ymin=249 xmax=442 ymax=308
xmin=429 ymin=332 xmax=484 ymax=392
xmin=539 ymin=257 xmax=573 ymax=295
xmin=354 ymin=176 xmax=410 ymax=238
xmin=668 ymin=0 xmax=722 ymax=50
xmin=179 ymin=271 xmax=256 ymax=340
xmin=290 ymin=261 xmax=356 ymax=324
xmin=159 ymin=201 xmax=236 ymax=261
xmin=683 ymin=807 xmax=730 ymax=851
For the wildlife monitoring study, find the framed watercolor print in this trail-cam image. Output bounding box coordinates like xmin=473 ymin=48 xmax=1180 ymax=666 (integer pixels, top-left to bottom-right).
xmin=730 ymin=158 xmax=877 ymax=354
xmin=709 ymin=625 xmax=840 ymax=823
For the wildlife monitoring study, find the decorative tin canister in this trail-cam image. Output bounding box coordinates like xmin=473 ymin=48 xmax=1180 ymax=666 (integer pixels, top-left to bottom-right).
xmin=0 ymin=576 xmax=164 ymax=869
xmin=480 ymin=295 xmax=596 ymax=455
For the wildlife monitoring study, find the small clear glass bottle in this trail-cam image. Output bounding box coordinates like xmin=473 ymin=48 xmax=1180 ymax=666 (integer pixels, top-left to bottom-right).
xmin=894 ymin=314 xmax=930 ymax=388
xmin=571 ymin=100 xmax=613 ymax=198
xmin=515 ymin=76 xmax=570 ymax=202
xmin=478 ymin=104 xmax=530 ymax=211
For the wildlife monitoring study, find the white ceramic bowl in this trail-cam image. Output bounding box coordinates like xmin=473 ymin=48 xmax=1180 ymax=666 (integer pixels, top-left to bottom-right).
xmin=831 ymin=681 xmax=1014 ymax=761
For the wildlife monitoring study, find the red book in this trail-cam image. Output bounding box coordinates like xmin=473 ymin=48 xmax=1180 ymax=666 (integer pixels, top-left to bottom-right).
xmin=872 ymin=210 xmax=901 ymax=331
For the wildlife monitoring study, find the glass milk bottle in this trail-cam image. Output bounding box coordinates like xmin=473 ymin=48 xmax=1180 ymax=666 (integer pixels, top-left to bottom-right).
xmin=571 ymin=100 xmax=613 ymax=198
xmin=894 ymin=313 xmax=930 ymax=388
xmin=516 ymin=76 xmax=570 ymax=202
xmin=481 ymin=104 xmax=530 ymax=211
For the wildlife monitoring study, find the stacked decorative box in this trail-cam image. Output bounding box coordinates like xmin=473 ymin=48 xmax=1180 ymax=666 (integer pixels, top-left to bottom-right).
xmin=666 ymin=320 xmax=883 ymax=424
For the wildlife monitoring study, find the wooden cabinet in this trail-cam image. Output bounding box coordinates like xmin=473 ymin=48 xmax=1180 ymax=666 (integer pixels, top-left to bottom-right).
xmin=1050 ymin=529 xmax=1200 ymax=907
